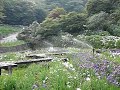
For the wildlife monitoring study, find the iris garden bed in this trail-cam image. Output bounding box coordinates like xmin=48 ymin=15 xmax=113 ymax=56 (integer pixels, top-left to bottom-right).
xmin=0 ymin=49 xmax=120 ymax=90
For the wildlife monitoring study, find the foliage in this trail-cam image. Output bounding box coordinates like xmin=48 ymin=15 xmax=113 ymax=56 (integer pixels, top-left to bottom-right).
xmin=59 ymin=12 xmax=87 ymax=34
xmin=0 ymin=51 xmax=120 ymax=89
xmin=3 ymin=0 xmax=46 ymax=25
xmin=86 ymin=0 xmax=112 ymax=15
xmin=17 ymin=0 xmax=120 ymax=49
xmin=0 ymin=0 xmax=4 ymax=22
xmin=85 ymin=11 xmax=110 ymax=35
xmin=17 ymin=21 xmax=41 ymax=42
xmin=18 ymin=11 xmax=87 ymax=43
xmin=0 ymin=52 xmax=24 ymax=62
xmin=0 ymin=40 xmax=25 ymax=47
xmin=0 ymin=25 xmax=21 ymax=37
xmin=85 ymin=0 xmax=120 ymax=36
xmin=0 ymin=0 xmax=88 ymax=25
xmin=103 ymin=51 xmax=120 ymax=64
xmin=41 ymin=0 xmax=88 ymax=12
xmin=109 ymin=24 xmax=120 ymax=37
xmin=1 ymin=0 xmax=120 ymax=89
xmin=86 ymin=0 xmax=120 ymax=15
xmin=48 ymin=7 xmax=66 ymax=19
xmin=77 ymin=35 xmax=120 ymax=49
xmin=87 ymin=31 xmax=110 ymax=36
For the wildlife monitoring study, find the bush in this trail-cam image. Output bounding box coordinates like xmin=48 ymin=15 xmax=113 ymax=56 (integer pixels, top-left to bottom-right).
xmin=85 ymin=31 xmax=110 ymax=36
xmin=77 ymin=35 xmax=120 ymax=49
xmin=116 ymin=40 xmax=120 ymax=48
xmin=85 ymin=35 xmax=103 ymax=49
xmin=109 ymin=25 xmax=120 ymax=37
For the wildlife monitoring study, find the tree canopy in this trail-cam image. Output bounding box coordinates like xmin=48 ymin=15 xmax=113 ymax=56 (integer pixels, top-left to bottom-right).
xmin=1 ymin=0 xmax=88 ymax=25
xmin=17 ymin=8 xmax=87 ymax=43
xmin=2 ymin=0 xmax=46 ymax=25
xmin=0 ymin=0 xmax=4 ymax=23
xmin=18 ymin=0 xmax=120 ymax=44
xmin=86 ymin=0 xmax=120 ymax=15
xmin=26 ymin=0 xmax=88 ymax=12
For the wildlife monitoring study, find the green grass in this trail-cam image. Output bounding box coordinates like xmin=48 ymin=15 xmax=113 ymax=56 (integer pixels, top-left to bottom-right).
xmin=0 ymin=52 xmax=25 ymax=62
xmin=0 ymin=49 xmax=119 ymax=90
xmin=0 ymin=25 xmax=22 ymax=36
xmin=0 ymin=60 xmax=119 ymax=90
xmin=0 ymin=40 xmax=25 ymax=47
xmin=102 ymin=51 xmax=120 ymax=64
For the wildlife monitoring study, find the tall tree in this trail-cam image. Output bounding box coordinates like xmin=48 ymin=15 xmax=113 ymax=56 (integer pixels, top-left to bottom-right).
xmin=86 ymin=0 xmax=112 ymax=15
xmin=59 ymin=12 xmax=87 ymax=34
xmin=48 ymin=7 xmax=66 ymax=19
xmin=25 ymin=0 xmax=88 ymax=12
xmin=43 ymin=0 xmax=87 ymax=12
xmin=86 ymin=0 xmax=120 ymax=15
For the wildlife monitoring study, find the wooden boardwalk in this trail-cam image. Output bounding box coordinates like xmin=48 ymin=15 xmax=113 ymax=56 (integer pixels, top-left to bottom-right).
xmin=0 ymin=62 xmax=17 ymax=75
xmin=26 ymin=54 xmax=46 ymax=59
xmin=0 ymin=52 xmax=69 ymax=75
xmin=0 ymin=58 xmax=52 ymax=75
xmin=14 ymin=58 xmax=52 ymax=65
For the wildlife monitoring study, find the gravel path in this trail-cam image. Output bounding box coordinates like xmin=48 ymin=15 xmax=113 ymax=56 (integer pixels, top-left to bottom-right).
xmin=0 ymin=33 xmax=18 ymax=43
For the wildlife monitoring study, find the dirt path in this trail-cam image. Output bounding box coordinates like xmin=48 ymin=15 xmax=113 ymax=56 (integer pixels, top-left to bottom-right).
xmin=0 ymin=33 xmax=19 ymax=43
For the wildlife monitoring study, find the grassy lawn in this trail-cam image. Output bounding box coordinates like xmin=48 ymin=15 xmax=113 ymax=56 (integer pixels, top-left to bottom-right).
xmin=0 ymin=25 xmax=22 ymax=37
xmin=0 ymin=40 xmax=25 ymax=47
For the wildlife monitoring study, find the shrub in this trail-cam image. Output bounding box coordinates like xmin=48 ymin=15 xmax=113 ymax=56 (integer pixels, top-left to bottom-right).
xmin=116 ymin=40 xmax=120 ymax=48
xmin=77 ymin=35 xmax=120 ymax=49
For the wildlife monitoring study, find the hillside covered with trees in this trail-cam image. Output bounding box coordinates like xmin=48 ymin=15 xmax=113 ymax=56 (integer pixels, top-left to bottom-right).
xmin=0 ymin=0 xmax=88 ymax=25
xmin=0 ymin=0 xmax=120 ymax=48
xmin=16 ymin=0 xmax=120 ymax=49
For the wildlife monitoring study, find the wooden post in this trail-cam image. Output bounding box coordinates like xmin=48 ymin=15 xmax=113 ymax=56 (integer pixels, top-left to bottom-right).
xmin=93 ymin=48 xmax=95 ymax=57
xmin=0 ymin=69 xmax=1 ymax=75
xmin=8 ymin=66 xmax=12 ymax=75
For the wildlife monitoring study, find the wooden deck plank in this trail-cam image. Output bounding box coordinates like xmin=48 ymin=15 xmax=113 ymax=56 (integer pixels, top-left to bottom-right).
xmin=0 ymin=62 xmax=17 ymax=69
xmin=0 ymin=56 xmax=68 ymax=75
xmin=14 ymin=58 xmax=52 ymax=65
xmin=0 ymin=62 xmax=17 ymax=75
xmin=26 ymin=54 xmax=46 ymax=59
xmin=0 ymin=58 xmax=52 ymax=75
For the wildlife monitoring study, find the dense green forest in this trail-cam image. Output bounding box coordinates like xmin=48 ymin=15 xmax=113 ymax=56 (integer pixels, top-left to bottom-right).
xmin=0 ymin=0 xmax=87 ymax=25
xmin=11 ymin=0 xmax=119 ymax=49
